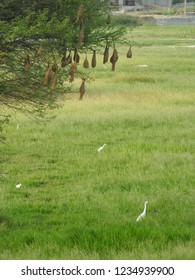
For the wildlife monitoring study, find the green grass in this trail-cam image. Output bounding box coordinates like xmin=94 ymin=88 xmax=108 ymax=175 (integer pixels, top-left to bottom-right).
xmin=0 ymin=25 xmax=195 ymax=259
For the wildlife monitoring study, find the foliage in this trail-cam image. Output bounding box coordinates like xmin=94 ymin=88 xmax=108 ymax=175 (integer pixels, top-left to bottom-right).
xmin=0 ymin=0 xmax=128 ymax=137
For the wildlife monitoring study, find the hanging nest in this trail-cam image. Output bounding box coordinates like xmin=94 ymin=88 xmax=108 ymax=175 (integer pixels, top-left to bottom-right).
xmin=61 ymin=50 xmax=67 ymax=67
xmin=66 ymin=51 xmax=72 ymax=65
xmin=79 ymin=79 xmax=85 ymax=100
xmin=76 ymin=4 xmax=85 ymax=45
xmin=44 ymin=63 xmax=52 ymax=85
xmin=76 ymin=4 xmax=84 ymax=23
xmin=50 ymin=63 xmax=58 ymax=90
xmin=24 ymin=55 xmax=30 ymax=71
xmin=91 ymin=50 xmax=96 ymax=68
xmin=51 ymin=72 xmax=57 ymax=90
xmin=79 ymin=20 xmax=84 ymax=44
xmin=103 ymin=45 xmax=109 ymax=64
xmin=69 ymin=62 xmax=77 ymax=82
xmin=110 ymin=48 xmax=118 ymax=71
xmin=73 ymin=49 xmax=80 ymax=63
xmin=126 ymin=45 xmax=132 ymax=58
xmin=83 ymin=54 xmax=89 ymax=68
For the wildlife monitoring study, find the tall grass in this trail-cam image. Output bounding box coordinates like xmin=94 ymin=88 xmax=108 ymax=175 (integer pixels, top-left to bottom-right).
xmin=0 ymin=25 xmax=195 ymax=259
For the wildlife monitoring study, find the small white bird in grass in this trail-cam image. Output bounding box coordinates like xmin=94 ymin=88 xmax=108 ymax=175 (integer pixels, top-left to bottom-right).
xmin=98 ymin=144 xmax=107 ymax=152
xmin=16 ymin=183 xmax=22 ymax=189
xmin=136 ymin=201 xmax=148 ymax=222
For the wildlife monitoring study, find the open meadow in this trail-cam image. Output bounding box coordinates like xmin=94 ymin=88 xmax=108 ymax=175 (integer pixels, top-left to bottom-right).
xmin=0 ymin=24 xmax=195 ymax=260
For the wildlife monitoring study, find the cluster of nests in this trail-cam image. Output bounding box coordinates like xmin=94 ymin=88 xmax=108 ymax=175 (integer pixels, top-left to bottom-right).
xmin=23 ymin=45 xmax=132 ymax=100
xmin=23 ymin=6 xmax=133 ymax=100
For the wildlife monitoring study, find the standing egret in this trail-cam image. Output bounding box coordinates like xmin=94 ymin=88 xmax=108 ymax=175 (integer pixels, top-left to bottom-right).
xmin=16 ymin=183 xmax=22 ymax=189
xmin=98 ymin=144 xmax=107 ymax=152
xmin=136 ymin=201 xmax=148 ymax=222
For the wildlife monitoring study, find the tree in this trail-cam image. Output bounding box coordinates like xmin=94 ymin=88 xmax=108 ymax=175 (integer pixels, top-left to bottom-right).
xmin=0 ymin=0 xmax=128 ymax=139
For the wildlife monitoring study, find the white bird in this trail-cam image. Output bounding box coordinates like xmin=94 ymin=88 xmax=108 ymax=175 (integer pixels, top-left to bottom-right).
xmin=16 ymin=183 xmax=22 ymax=189
xmin=136 ymin=201 xmax=148 ymax=222
xmin=98 ymin=144 xmax=107 ymax=152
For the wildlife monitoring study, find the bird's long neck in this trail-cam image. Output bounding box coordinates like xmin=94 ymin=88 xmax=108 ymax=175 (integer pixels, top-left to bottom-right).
xmin=143 ymin=203 xmax=147 ymax=214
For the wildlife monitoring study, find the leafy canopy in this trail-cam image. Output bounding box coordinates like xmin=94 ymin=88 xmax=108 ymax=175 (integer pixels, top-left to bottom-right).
xmin=0 ymin=0 xmax=129 ymax=139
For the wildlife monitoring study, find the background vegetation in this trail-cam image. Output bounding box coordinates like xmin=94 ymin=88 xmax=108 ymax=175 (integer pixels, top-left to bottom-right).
xmin=1 ymin=24 xmax=195 ymax=259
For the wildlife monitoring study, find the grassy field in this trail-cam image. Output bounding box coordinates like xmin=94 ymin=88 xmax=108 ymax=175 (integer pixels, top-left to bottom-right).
xmin=0 ymin=25 xmax=195 ymax=260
